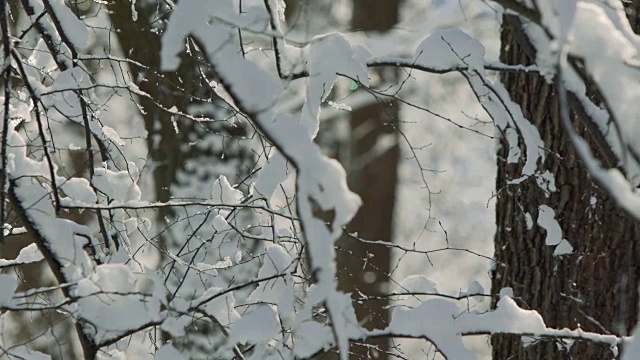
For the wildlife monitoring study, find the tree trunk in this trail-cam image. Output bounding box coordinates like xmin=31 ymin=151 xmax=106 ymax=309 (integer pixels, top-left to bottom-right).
xmin=329 ymin=1 xmax=401 ymax=359
xmin=491 ymin=11 xmax=640 ymax=360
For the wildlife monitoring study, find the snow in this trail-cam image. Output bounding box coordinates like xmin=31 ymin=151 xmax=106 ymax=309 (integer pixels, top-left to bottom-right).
xmin=327 ymin=100 xmax=352 ymax=112
xmin=253 ymin=152 xmax=290 ymax=200
xmin=155 ymin=344 xmax=185 ymax=360
xmin=92 ymin=164 xmax=142 ymax=203
xmin=47 ymin=0 xmax=89 ymax=51
xmin=230 ymin=306 xmax=281 ymax=344
xmin=462 ymin=280 xmax=485 ymax=303
xmin=160 ymin=316 xmax=191 ymax=338
xmin=505 ymin=128 xmax=521 ymax=164
xmin=194 ymin=287 xmax=241 ymax=327
xmin=396 ymin=274 xmax=438 ymax=293
xmin=293 ymin=321 xmax=334 ymax=358
xmin=212 ymin=257 xmax=233 ymax=269
xmin=28 ymin=39 xmax=57 ymax=75
xmin=60 ymin=177 xmax=97 ymax=204
xmin=566 ymin=3 xmax=640 ymax=180
xmin=13 ymin=182 xmax=94 ymax=281
xmin=524 ymin=212 xmax=533 ymax=230
xmin=102 ymin=125 xmax=126 ymax=146
xmin=522 ymin=2 xmax=640 ymax=211
xmin=413 ymin=29 xmax=485 ymax=72
xmin=247 ymin=244 xmax=293 ymax=310
xmin=554 ymin=239 xmax=574 ymax=256
xmin=458 ymin=295 xmax=547 ymax=334
xmin=162 ymin=3 xmax=370 ymax=355
xmin=6 ymin=122 xmax=50 ymax=178
xmin=0 ymin=243 xmax=44 ymax=268
xmin=623 ymin=323 xmax=640 ymax=360
xmin=44 ymin=66 xmax=91 ymax=102
xmin=537 ymin=205 xmax=563 ymax=246
xmin=227 ymin=5 xmax=270 ymax=31
xmin=7 ymin=346 xmax=51 ymax=360
xmin=275 ymin=0 xmax=286 ymax=22
xmin=130 ymin=0 xmax=138 ymax=21
xmin=3 ymin=117 xmax=103 ymax=287
xmin=15 ymin=244 xmax=43 ymax=264
xmin=536 ymin=170 xmax=557 ymax=196
xmin=212 ymin=215 xmax=229 ymax=231
xmin=211 ymin=175 xmax=243 ymax=204
xmin=74 ymin=264 xmax=163 ymax=342
xmin=389 ymin=299 xmax=476 ymax=360
xmin=477 ymin=80 xmax=544 ymax=177
xmin=0 ymin=275 xmax=17 ymax=307
xmin=543 ymin=1 xmax=577 ymax=45
xmin=302 ymin=33 xmax=370 ymax=137
xmin=208 ymin=80 xmax=240 ymax=112
xmin=572 ymin=141 xmax=640 ymax=220
xmin=386 ymin=296 xmax=554 ymax=360
xmin=537 ymin=205 xmax=573 ymax=256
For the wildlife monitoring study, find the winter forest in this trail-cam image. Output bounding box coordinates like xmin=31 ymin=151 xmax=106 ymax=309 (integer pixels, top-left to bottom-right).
xmin=1 ymin=0 xmax=640 ymax=359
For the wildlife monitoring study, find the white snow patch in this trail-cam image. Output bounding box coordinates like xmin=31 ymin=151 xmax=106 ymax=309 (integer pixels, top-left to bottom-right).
xmin=211 ymin=175 xmax=243 ymax=204
xmin=0 ymin=243 xmax=44 ymax=268
xmin=554 ymin=239 xmax=574 ymax=256
xmin=413 ymin=29 xmax=485 ymax=71
xmin=155 ymin=344 xmax=185 ymax=360
xmin=74 ymin=264 xmax=162 ymax=342
xmin=230 ymin=306 xmax=281 ymax=344
xmin=524 ymin=212 xmax=533 ymax=230
xmin=60 ymin=177 xmax=97 ymax=204
xmin=396 ymin=274 xmax=438 ymax=293
xmin=537 ymin=205 xmax=564 ymax=246
xmin=102 ymin=125 xmax=126 ymax=146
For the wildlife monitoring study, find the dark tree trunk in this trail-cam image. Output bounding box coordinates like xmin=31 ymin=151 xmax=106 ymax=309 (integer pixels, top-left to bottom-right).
xmin=326 ymin=1 xmax=401 ymax=359
xmin=334 ymin=97 xmax=398 ymax=359
xmin=491 ymin=10 xmax=640 ymax=360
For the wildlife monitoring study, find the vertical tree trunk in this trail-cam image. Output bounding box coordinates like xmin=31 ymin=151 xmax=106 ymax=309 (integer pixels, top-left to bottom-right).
xmin=491 ymin=11 xmax=640 ymax=360
xmin=331 ymin=1 xmax=401 ymax=358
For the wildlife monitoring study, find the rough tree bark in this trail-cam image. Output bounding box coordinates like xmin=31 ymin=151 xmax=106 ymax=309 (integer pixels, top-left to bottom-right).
xmin=491 ymin=6 xmax=640 ymax=359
